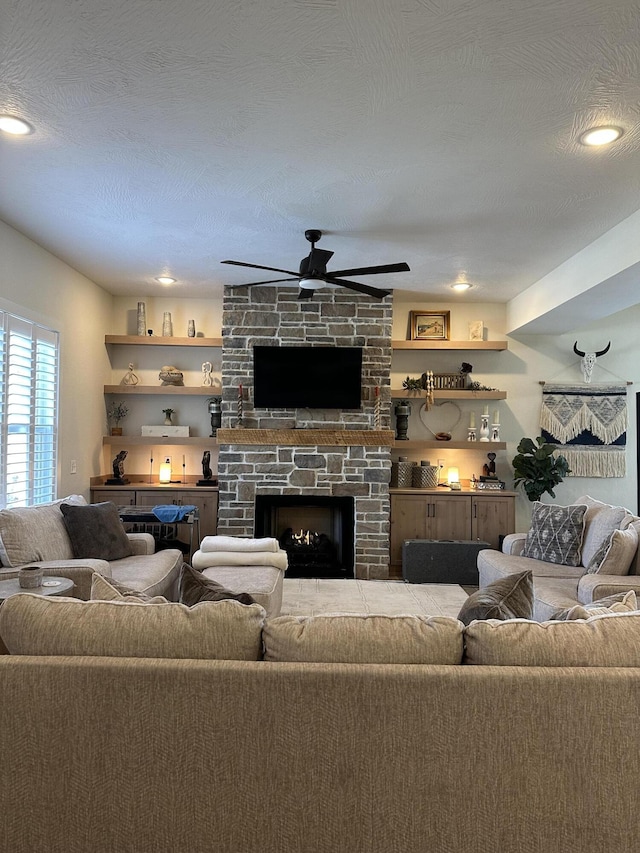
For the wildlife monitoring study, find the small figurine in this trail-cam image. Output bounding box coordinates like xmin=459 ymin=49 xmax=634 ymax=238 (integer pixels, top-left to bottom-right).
xmin=122 ymin=363 xmax=139 ymax=386
xmin=482 ymin=452 xmax=497 ymax=479
xmin=201 ymin=450 xmax=212 ymax=481
xmin=202 ymin=361 xmax=213 ymax=386
xmin=111 ymin=450 xmax=128 ymax=482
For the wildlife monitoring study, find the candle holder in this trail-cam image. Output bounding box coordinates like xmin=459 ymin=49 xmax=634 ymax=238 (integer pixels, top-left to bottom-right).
xmin=394 ymin=402 xmax=411 ymax=441
xmin=479 ymin=414 xmax=490 ymax=442
xmin=491 ymin=423 xmax=500 ymax=442
xmin=467 ymin=427 xmax=477 ymax=442
xmin=237 ymin=385 xmax=244 ymax=428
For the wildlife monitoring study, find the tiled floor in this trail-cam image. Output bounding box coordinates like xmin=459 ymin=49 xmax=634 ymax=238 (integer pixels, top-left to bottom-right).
xmin=280 ymin=578 xmax=468 ymax=618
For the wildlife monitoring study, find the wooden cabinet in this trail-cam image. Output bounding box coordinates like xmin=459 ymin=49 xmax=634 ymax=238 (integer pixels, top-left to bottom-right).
xmin=389 ymin=489 xmax=515 ymax=575
xmin=90 ymin=485 xmax=218 ymax=547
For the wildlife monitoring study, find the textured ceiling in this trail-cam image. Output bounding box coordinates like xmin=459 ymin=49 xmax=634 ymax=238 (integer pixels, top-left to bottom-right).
xmin=1 ymin=0 xmax=639 ymax=305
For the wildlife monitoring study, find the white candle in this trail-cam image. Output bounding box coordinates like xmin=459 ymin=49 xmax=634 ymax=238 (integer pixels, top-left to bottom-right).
xmin=493 ymin=410 xmax=500 ymax=425
xmin=483 ymin=404 xmax=489 ymax=417
xmin=469 ymin=412 xmax=476 ymax=428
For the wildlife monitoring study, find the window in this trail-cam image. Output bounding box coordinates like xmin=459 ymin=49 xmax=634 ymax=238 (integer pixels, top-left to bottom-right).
xmin=0 ymin=311 xmax=59 ymax=507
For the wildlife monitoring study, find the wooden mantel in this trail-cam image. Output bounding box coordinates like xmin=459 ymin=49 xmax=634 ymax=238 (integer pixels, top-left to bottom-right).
xmin=216 ymin=429 xmax=395 ymax=447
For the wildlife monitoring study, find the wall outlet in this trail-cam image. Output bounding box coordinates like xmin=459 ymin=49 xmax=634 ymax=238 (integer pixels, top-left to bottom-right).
xmin=70 ymin=459 xmax=77 ymax=474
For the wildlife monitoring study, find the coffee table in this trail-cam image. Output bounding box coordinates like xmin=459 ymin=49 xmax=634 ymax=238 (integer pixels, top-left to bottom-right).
xmin=0 ymin=576 xmax=74 ymax=601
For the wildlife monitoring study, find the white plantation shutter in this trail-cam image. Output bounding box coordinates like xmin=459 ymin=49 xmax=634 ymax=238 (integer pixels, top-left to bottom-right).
xmin=0 ymin=312 xmax=59 ymax=507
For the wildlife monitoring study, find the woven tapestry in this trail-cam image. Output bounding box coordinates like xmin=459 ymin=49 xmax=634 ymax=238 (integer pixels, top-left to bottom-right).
xmin=540 ymin=383 xmax=627 ymax=478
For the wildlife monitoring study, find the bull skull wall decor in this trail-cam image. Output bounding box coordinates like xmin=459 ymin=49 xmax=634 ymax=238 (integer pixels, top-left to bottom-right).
xmin=573 ymin=341 xmax=611 ymax=383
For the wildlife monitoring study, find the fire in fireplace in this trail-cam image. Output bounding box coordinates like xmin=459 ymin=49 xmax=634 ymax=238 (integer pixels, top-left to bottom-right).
xmin=254 ymin=495 xmax=355 ymax=579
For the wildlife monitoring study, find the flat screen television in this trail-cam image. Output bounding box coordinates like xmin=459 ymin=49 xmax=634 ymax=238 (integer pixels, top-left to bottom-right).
xmin=253 ymin=345 xmax=362 ymax=409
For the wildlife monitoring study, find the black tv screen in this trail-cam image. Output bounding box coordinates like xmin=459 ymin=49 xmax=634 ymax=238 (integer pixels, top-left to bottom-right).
xmin=253 ymin=346 xmax=362 ymax=409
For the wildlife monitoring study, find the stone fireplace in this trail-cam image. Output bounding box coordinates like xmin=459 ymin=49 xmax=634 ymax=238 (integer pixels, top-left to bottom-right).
xmin=216 ymin=286 xmax=393 ymax=579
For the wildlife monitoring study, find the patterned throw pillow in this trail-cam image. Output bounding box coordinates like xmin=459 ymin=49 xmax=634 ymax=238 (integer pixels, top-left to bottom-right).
xmin=585 ymin=526 xmax=639 ymax=575
xmin=551 ymin=590 xmax=637 ymax=621
xmin=457 ymin=570 xmax=534 ymax=626
xmin=522 ymin=502 xmax=588 ymax=566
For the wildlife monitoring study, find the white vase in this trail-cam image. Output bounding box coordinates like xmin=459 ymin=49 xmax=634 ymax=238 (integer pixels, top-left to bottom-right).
xmin=136 ymin=302 xmax=147 ymax=336
xmin=162 ymin=312 xmax=173 ymax=337
xmin=187 ymin=320 xmax=196 ymax=338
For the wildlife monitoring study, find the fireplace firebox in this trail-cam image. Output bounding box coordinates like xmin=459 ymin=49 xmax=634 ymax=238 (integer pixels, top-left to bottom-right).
xmin=254 ymin=495 xmax=355 ymax=578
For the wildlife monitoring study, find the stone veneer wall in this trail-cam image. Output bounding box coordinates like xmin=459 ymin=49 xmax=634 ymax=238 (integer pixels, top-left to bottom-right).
xmin=217 ymin=286 xmax=393 ymax=579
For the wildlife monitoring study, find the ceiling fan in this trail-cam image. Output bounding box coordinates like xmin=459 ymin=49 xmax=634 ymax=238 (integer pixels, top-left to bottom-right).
xmin=221 ymin=229 xmax=410 ymax=300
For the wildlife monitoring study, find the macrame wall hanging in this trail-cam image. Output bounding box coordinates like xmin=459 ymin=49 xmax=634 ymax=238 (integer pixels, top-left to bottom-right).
xmin=540 ymin=383 xmax=628 ymax=477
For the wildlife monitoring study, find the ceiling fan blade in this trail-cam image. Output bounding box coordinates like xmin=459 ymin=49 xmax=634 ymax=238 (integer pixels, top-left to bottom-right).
xmin=325 ymin=276 xmax=391 ymax=299
xmin=221 ymin=260 xmax=299 ymax=277
xmin=297 ymin=289 xmax=314 ymax=300
xmin=328 ymin=262 xmax=410 ymax=277
xmin=307 ymin=248 xmax=334 ymax=268
xmin=230 ymin=277 xmax=299 ymax=287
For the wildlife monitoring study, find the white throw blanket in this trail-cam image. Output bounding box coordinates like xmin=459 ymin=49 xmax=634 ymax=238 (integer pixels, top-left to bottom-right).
xmin=199 ymin=535 xmax=280 ymax=553
xmin=192 ymin=549 xmax=288 ymax=572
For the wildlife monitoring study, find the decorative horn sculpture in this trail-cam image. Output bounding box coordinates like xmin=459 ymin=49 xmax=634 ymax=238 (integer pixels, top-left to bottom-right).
xmin=573 ymin=341 xmax=611 ymax=384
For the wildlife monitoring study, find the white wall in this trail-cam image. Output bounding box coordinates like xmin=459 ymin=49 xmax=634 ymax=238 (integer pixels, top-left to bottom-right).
xmin=0 ymin=219 xmax=112 ymax=500
xmin=392 ymin=291 xmax=639 ymax=531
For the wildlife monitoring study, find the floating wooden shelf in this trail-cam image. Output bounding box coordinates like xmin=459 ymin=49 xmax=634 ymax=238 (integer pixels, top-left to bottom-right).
xmin=392 ymin=340 xmax=508 ymax=351
xmin=105 ymin=335 xmax=222 ymax=347
xmin=102 ymin=436 xmax=214 ymax=446
xmin=104 ymin=385 xmax=214 ymax=395
xmin=391 ymin=389 xmax=507 ymax=399
xmin=393 ymin=440 xmax=506 ymax=450
xmin=216 ymin=429 xmax=395 ymax=447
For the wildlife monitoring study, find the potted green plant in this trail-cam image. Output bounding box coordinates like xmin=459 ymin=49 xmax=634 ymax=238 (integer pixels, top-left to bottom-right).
xmin=512 ymin=436 xmax=571 ymax=502
xmin=107 ymin=401 xmax=129 ymax=436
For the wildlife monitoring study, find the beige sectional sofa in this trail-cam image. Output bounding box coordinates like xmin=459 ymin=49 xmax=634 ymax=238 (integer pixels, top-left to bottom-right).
xmin=479 ymin=495 xmax=640 ymax=620
xmin=0 ymin=495 xmax=182 ymax=600
xmin=1 ymin=590 xmax=640 ymax=852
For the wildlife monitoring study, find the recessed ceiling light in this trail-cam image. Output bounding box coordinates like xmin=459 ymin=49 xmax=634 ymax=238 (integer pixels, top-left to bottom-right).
xmin=0 ymin=114 xmax=34 ymax=135
xmin=578 ymin=126 xmax=623 ymax=146
xmin=155 ymin=276 xmax=176 ymax=285
xmin=451 ymin=282 xmax=472 ymax=292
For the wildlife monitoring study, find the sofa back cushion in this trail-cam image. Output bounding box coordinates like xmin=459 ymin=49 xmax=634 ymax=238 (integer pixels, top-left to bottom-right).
xmin=0 ymin=495 xmax=87 ymax=567
xmin=522 ymin=502 xmax=587 ymax=566
xmin=0 ymin=594 xmax=265 ymax=660
xmin=263 ymin=614 xmax=464 ymax=663
xmin=464 ymin=611 xmax=640 ymax=666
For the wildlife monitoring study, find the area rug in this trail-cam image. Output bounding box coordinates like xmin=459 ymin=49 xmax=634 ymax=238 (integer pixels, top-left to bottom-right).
xmin=280 ymin=578 xmax=468 ymax=618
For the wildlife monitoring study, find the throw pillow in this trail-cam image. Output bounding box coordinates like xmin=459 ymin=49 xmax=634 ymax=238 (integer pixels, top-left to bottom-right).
xmin=522 ymin=502 xmax=587 ymax=566
xmin=579 ymin=503 xmax=629 ymax=568
xmin=179 ymin=563 xmax=256 ymax=607
xmin=585 ymin=526 xmax=639 ymax=575
xmin=90 ymin=572 xmax=169 ymax=603
xmin=551 ymin=590 xmax=638 ymax=621
xmin=60 ymin=502 xmax=133 ymax=561
xmin=457 ymin=570 xmax=534 ymax=626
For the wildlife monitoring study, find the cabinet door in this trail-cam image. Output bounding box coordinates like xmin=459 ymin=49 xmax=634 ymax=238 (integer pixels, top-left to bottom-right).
xmin=180 ymin=490 xmax=218 ymax=538
xmin=472 ymin=495 xmax=515 ymax=549
xmin=428 ymin=495 xmax=471 ymax=540
xmin=91 ymin=489 xmax=136 ymax=506
xmin=389 ymin=494 xmax=429 ymax=569
xmin=134 ymin=489 xmax=183 ymax=507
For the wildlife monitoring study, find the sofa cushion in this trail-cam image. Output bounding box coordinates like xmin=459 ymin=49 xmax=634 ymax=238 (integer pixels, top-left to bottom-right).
xmin=585 ymin=526 xmax=638 ymax=575
xmin=463 ymin=611 xmax=640 ymax=666
xmin=0 ymin=594 xmax=266 ymax=660
xmin=109 ymin=549 xmax=183 ymax=598
xmin=179 ymin=563 xmax=256 ymax=607
xmin=522 ymin=502 xmax=587 ymax=566
xmin=457 ymin=570 xmax=533 ymax=625
xmin=577 ymin=499 xmax=628 ymax=568
xmin=263 ymin=614 xmax=464 ymax=664
xmin=60 ymin=502 xmax=133 ymax=561
xmin=551 ymin=590 xmax=637 ymax=621
xmin=90 ymin=572 xmax=169 ymax=603
xmin=0 ymin=495 xmax=86 ymax=567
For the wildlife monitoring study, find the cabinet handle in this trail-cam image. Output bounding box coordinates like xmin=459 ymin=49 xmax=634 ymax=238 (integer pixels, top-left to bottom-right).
xmin=473 ymin=504 xmax=477 ymax=518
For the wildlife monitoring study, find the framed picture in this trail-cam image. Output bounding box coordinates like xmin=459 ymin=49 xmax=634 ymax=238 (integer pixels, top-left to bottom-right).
xmin=410 ymin=311 xmax=450 ymax=341
xmin=469 ymin=320 xmax=484 ymax=341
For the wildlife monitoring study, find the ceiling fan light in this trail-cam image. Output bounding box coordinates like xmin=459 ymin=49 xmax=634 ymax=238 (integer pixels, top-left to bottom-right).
xmin=578 ymin=125 xmax=623 ymax=146
xmin=299 ymin=277 xmax=324 ymax=290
